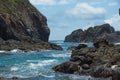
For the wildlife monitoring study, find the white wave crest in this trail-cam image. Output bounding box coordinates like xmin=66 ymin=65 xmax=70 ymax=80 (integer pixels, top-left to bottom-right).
xmin=10 ymin=49 xmax=23 ymax=53
xmin=11 ymin=66 xmax=19 ymax=71
xmin=0 ymin=50 xmax=6 ymax=53
xmin=29 ymin=59 xmax=57 ymax=69
xmin=52 ymin=53 xmax=71 ymax=58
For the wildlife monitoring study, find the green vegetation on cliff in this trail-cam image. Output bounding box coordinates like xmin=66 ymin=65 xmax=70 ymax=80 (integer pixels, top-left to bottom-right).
xmin=0 ymin=0 xmax=31 ymax=13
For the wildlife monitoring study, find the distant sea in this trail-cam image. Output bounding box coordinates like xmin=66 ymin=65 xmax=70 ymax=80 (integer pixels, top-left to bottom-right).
xmin=0 ymin=40 xmax=111 ymax=80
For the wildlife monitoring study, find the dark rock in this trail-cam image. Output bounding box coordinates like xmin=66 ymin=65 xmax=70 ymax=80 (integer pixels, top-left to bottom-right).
xmin=53 ymin=39 xmax=120 ymax=79
xmin=64 ymin=24 xmax=120 ymax=43
xmin=92 ymin=67 xmax=113 ymax=78
xmin=76 ymin=44 xmax=87 ymax=49
xmin=12 ymin=76 xmax=18 ymax=80
xmin=112 ymin=68 xmax=120 ymax=80
xmin=67 ymin=46 xmax=76 ymax=50
xmin=92 ymin=66 xmax=120 ymax=80
xmin=0 ymin=77 xmax=5 ymax=80
xmin=65 ymin=29 xmax=84 ymax=42
xmin=53 ymin=61 xmax=81 ymax=74
xmin=82 ymin=64 xmax=90 ymax=70
xmin=70 ymin=56 xmax=85 ymax=62
xmin=93 ymin=39 xmax=112 ymax=48
xmin=49 ymin=43 xmax=63 ymax=50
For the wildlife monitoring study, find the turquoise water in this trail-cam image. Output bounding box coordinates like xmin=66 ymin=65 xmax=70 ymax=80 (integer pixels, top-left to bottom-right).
xmin=0 ymin=40 xmax=93 ymax=80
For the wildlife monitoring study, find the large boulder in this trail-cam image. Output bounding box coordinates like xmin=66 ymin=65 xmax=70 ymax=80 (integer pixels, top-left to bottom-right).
xmin=64 ymin=24 xmax=120 ymax=43
xmin=53 ymin=61 xmax=81 ymax=74
xmin=65 ymin=29 xmax=84 ymax=42
xmin=93 ymin=39 xmax=113 ymax=48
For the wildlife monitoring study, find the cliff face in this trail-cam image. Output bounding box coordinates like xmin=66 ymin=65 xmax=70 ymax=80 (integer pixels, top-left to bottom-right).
xmin=0 ymin=0 xmax=63 ymax=51
xmin=64 ymin=24 xmax=120 ymax=43
xmin=0 ymin=0 xmax=50 ymax=42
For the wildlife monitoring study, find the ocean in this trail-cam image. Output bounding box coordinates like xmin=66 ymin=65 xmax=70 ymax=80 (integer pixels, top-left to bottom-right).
xmin=0 ymin=40 xmax=106 ymax=80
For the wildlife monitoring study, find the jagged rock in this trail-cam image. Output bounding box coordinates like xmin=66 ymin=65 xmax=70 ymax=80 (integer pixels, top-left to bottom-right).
xmin=64 ymin=24 xmax=120 ymax=43
xmin=0 ymin=0 xmax=62 ymax=51
xmin=65 ymin=29 xmax=84 ymax=42
xmin=53 ymin=61 xmax=81 ymax=74
xmin=93 ymin=39 xmax=113 ymax=48
xmin=67 ymin=46 xmax=76 ymax=50
xmin=0 ymin=41 xmax=63 ymax=51
xmin=92 ymin=66 xmax=120 ymax=80
xmin=53 ymin=39 xmax=120 ymax=79
xmin=82 ymin=64 xmax=90 ymax=70
xmin=92 ymin=67 xmax=113 ymax=78
xmin=67 ymin=44 xmax=87 ymax=50
xmin=76 ymin=44 xmax=87 ymax=49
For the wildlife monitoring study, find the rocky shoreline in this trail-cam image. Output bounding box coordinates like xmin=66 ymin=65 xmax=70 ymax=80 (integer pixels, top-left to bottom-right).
xmin=0 ymin=75 xmax=112 ymax=80
xmin=0 ymin=40 xmax=62 ymax=52
xmin=53 ymin=39 xmax=120 ymax=80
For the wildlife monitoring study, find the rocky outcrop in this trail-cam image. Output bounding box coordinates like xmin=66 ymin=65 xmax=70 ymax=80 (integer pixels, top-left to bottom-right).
xmin=0 ymin=0 xmax=50 ymax=42
xmin=0 ymin=40 xmax=63 ymax=51
xmin=53 ymin=39 xmax=120 ymax=79
xmin=0 ymin=0 xmax=62 ymax=51
xmin=64 ymin=24 xmax=120 ymax=43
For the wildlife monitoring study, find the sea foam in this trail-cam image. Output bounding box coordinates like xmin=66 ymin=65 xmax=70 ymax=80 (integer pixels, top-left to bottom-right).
xmin=11 ymin=66 xmax=19 ymax=71
xmin=28 ymin=59 xmax=57 ymax=69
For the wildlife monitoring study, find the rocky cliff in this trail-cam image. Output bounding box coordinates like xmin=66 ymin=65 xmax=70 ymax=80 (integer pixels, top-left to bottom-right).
xmin=0 ymin=0 xmax=62 ymax=51
xmin=0 ymin=0 xmax=49 ymax=42
xmin=64 ymin=24 xmax=120 ymax=43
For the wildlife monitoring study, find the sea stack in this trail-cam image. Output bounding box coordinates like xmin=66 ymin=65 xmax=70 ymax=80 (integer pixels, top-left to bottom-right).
xmin=64 ymin=24 xmax=120 ymax=43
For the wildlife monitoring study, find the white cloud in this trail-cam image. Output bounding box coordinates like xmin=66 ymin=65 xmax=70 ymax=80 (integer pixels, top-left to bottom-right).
xmin=29 ymin=0 xmax=72 ymax=5
xmin=59 ymin=0 xmax=69 ymax=4
xmin=66 ymin=3 xmax=106 ymax=20
xmin=59 ymin=0 xmax=73 ymax=4
xmin=104 ymin=14 xmax=120 ymax=31
xmin=90 ymin=1 xmax=106 ymax=5
xmin=108 ymin=2 xmax=118 ymax=6
xmin=29 ymin=0 xmax=56 ymax=5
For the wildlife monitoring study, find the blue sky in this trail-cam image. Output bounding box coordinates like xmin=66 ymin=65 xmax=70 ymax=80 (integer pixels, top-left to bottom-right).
xmin=29 ymin=0 xmax=120 ymax=40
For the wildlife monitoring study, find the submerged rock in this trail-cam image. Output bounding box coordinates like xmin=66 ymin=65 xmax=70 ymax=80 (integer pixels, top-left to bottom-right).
xmin=64 ymin=24 xmax=120 ymax=43
xmin=53 ymin=39 xmax=120 ymax=79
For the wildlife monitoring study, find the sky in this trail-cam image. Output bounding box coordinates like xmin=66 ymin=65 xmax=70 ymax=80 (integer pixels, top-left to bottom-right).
xmin=29 ymin=0 xmax=120 ymax=40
